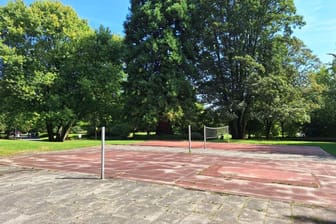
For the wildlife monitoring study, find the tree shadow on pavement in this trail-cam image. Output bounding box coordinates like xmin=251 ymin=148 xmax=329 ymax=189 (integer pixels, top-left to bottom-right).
xmin=289 ymin=216 xmax=336 ymax=224
xmin=56 ymin=177 xmax=101 ymax=180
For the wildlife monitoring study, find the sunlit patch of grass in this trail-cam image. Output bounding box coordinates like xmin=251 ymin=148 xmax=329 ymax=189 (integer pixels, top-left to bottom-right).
xmin=0 ymin=139 xmax=143 ymax=156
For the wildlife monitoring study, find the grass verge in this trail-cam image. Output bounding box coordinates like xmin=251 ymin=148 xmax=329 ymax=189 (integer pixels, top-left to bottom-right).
xmin=0 ymin=139 xmax=143 ymax=157
xmin=1 ymin=138 xmax=335 ymax=157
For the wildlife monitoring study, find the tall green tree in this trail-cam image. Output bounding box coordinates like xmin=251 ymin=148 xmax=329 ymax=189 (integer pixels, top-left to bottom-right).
xmin=74 ymin=26 xmax=125 ymax=130
xmin=305 ymin=62 xmax=336 ymax=137
xmin=0 ymin=1 xmax=124 ymax=141
xmin=124 ymin=0 xmax=196 ymax=135
xmin=189 ymin=0 xmax=304 ymax=138
xmin=250 ymin=36 xmax=320 ymax=138
xmin=251 ymin=74 xmax=309 ymax=138
xmin=0 ymin=0 xmax=92 ymax=141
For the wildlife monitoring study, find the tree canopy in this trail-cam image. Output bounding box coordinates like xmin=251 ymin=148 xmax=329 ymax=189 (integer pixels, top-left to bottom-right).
xmin=1 ymin=0 xmax=334 ymax=141
xmin=186 ymin=0 xmax=307 ymax=138
xmin=0 ymin=0 xmax=124 ymax=141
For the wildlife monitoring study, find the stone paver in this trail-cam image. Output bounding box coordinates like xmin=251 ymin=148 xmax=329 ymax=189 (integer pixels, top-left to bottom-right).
xmin=1 ymin=165 xmax=336 ymax=224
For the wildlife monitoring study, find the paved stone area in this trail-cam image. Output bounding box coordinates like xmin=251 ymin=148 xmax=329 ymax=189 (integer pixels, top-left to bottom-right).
xmin=1 ymin=165 xmax=336 ymax=224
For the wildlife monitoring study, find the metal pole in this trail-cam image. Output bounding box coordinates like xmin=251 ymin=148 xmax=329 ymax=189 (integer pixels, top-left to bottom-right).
xmin=188 ymin=125 xmax=191 ymax=154
xmin=101 ymin=126 xmax=105 ymax=180
xmin=203 ymin=125 xmax=206 ymax=150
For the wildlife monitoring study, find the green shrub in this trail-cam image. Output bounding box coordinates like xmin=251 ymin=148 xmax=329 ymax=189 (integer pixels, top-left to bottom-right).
xmin=109 ymin=124 xmax=131 ymax=139
xmin=191 ymin=132 xmax=203 ymax=140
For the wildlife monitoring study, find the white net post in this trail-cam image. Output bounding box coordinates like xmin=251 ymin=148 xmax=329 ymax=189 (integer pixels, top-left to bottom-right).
xmin=203 ymin=125 xmax=206 ymax=149
xmin=203 ymin=125 xmax=229 ymax=149
xmin=188 ymin=125 xmax=191 ymax=153
xmin=101 ymin=126 xmax=105 ymax=180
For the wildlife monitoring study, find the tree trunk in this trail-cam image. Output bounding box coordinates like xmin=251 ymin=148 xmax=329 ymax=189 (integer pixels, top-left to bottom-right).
xmin=265 ymin=120 xmax=273 ymax=139
xmin=230 ymin=120 xmax=238 ymax=139
xmin=156 ymin=119 xmax=173 ymax=136
xmin=281 ymin=121 xmax=285 ymax=138
xmin=230 ymin=111 xmax=248 ymax=139
xmin=55 ymin=122 xmax=73 ymax=142
xmin=60 ymin=124 xmax=72 ymax=142
xmin=230 ymin=119 xmax=247 ymax=139
xmin=46 ymin=121 xmax=55 ymax=142
xmin=55 ymin=126 xmax=62 ymax=142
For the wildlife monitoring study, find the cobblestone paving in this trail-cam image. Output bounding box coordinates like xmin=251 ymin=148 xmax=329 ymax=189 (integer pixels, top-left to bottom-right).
xmin=1 ymin=166 xmax=335 ymax=224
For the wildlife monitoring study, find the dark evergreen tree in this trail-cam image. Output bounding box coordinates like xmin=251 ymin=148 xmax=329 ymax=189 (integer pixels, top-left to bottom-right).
xmin=124 ymin=0 xmax=196 ymax=135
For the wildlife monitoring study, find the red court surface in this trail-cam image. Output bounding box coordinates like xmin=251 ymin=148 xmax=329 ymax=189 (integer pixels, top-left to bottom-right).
xmin=5 ymin=143 xmax=336 ymax=209
xmin=135 ymin=140 xmax=330 ymax=156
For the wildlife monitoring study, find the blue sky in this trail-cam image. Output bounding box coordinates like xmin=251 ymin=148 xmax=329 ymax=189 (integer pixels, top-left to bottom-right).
xmin=294 ymin=0 xmax=336 ymax=63
xmin=1 ymin=0 xmax=335 ymax=64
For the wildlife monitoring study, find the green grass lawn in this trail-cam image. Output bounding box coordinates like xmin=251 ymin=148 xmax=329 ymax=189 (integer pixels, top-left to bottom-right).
xmin=229 ymin=139 xmax=336 ymax=156
xmin=1 ymin=138 xmax=335 ymax=157
xmin=0 ymin=139 xmax=143 ymax=156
